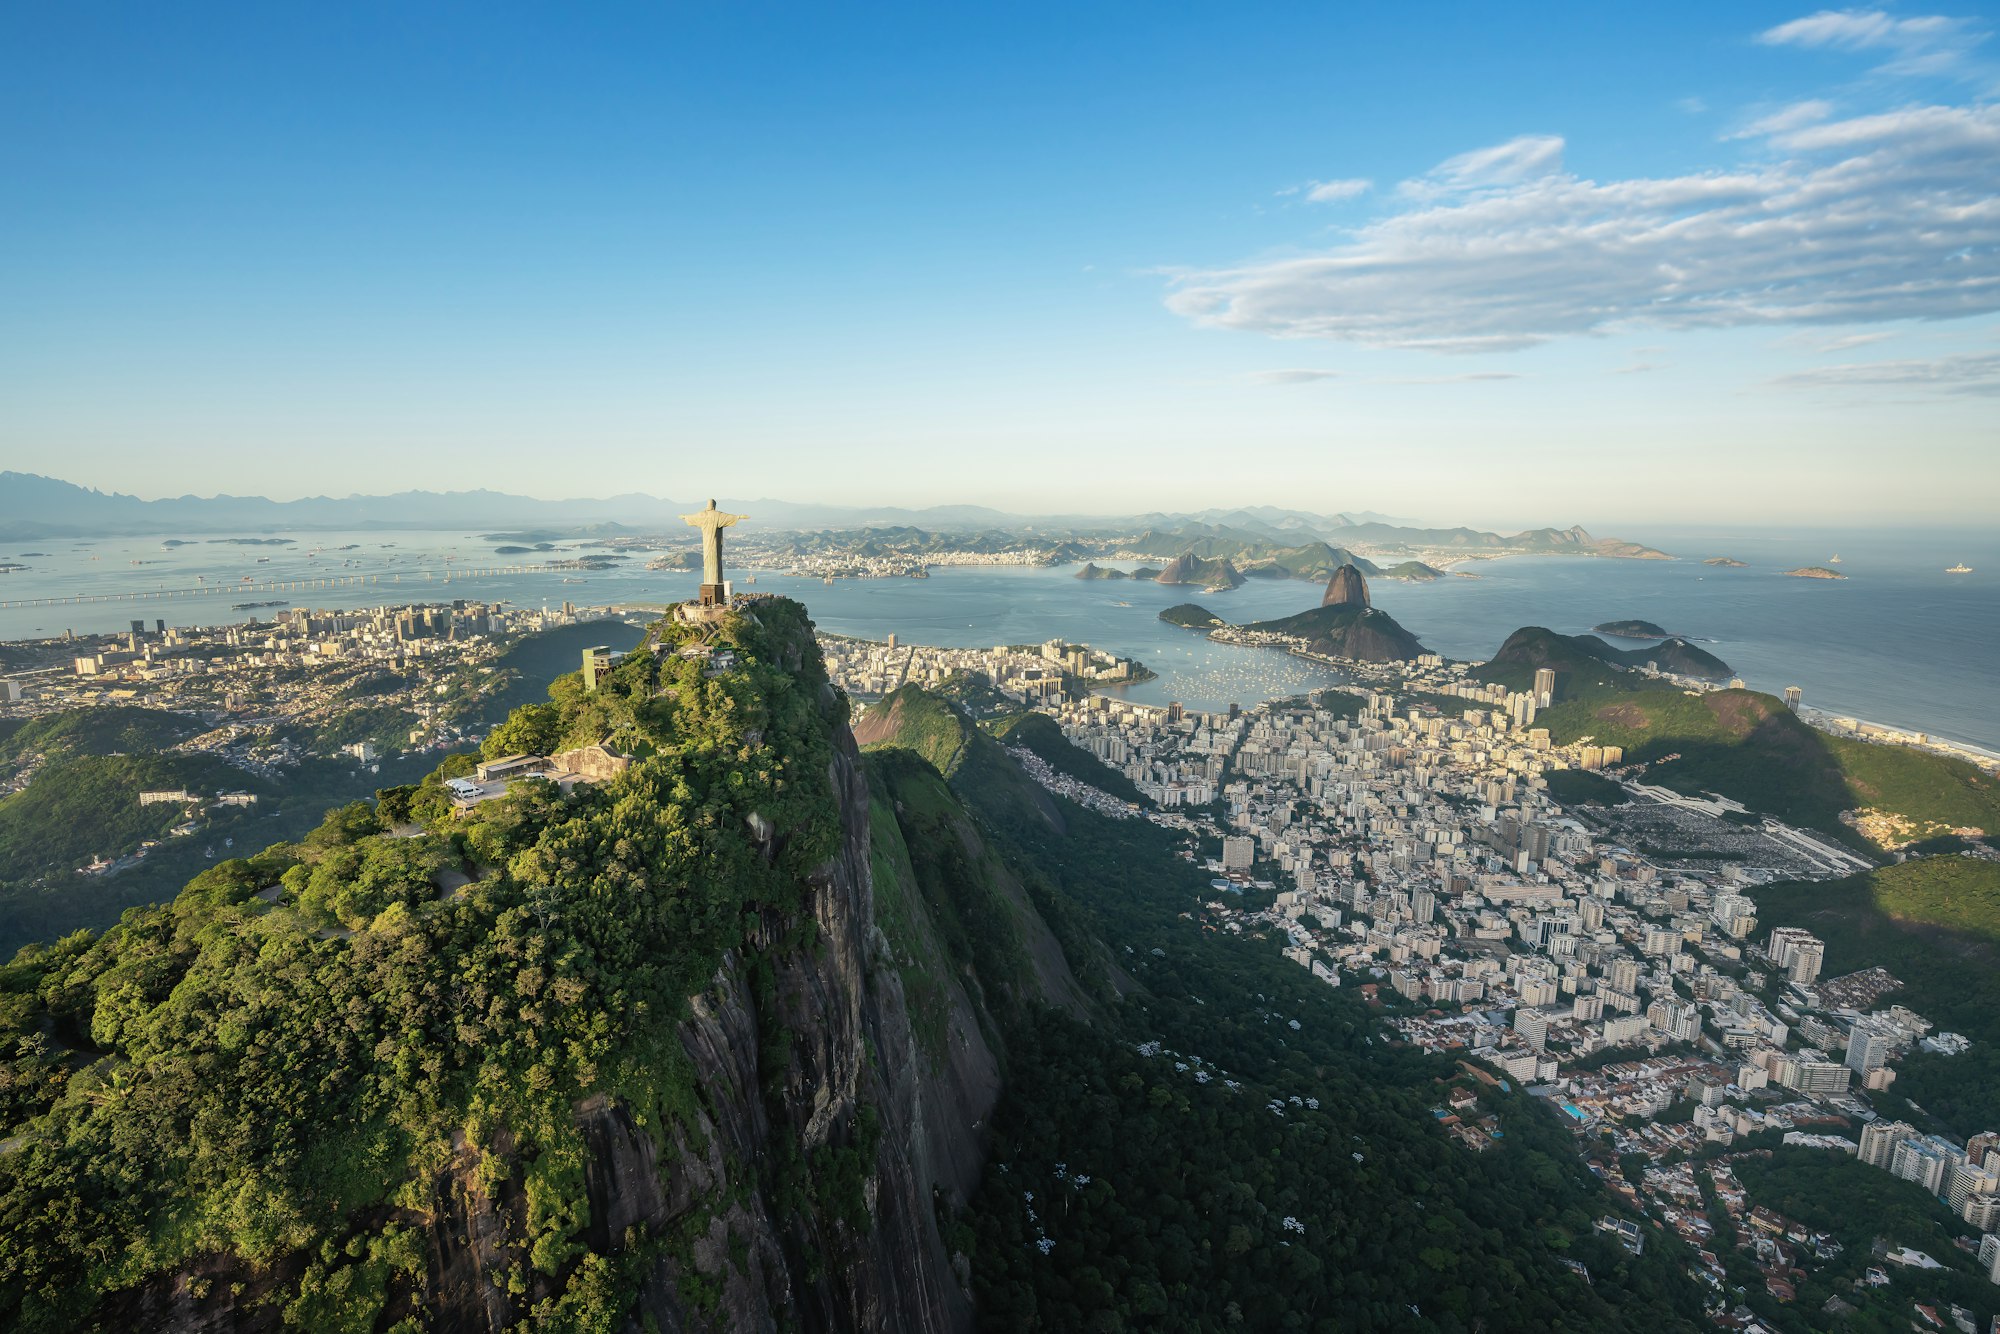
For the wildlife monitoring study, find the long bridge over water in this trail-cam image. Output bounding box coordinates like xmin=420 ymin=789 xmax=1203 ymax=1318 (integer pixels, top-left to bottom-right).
xmin=0 ymin=563 xmax=585 ymax=610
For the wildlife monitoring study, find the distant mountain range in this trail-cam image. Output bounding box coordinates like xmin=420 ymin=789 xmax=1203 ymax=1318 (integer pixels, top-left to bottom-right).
xmin=0 ymin=472 xmax=1670 ymax=560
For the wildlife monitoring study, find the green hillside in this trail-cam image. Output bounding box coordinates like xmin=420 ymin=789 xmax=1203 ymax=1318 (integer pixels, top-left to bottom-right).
xmin=1481 ymin=626 xmax=1732 ymax=686
xmin=1244 ymin=602 xmax=1428 ymax=662
xmin=939 ymin=718 xmax=1706 ymax=1330
xmin=0 ymin=599 xmax=852 ymax=1330
xmin=1236 ymin=541 xmax=1378 ymax=581
xmin=0 ymin=706 xmax=200 ymax=762
xmin=0 ymin=754 xmax=270 ymax=893
xmin=1753 ymin=857 xmax=2000 ymax=1135
xmin=985 ymin=711 xmax=1147 ymax=805
xmin=852 ymin=683 xmax=974 ymax=775
xmin=1159 ymin=602 xmax=1225 ymax=630
xmin=1534 ymin=677 xmax=2000 ymax=847
xmin=1154 ymin=552 xmax=1245 ymax=590
xmin=1733 ymin=1146 xmax=1998 ymax=1323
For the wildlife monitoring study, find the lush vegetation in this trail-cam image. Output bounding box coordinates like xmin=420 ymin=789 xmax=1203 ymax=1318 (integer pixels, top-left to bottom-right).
xmin=1530 ymin=673 xmax=2000 ymax=848
xmin=985 ymin=711 xmax=1147 ymax=805
xmin=1481 ymin=626 xmax=1732 ymax=685
xmin=0 ymin=600 xmax=853 ymax=1330
xmin=861 ymin=686 xmax=1709 ymax=1331
xmin=1544 ymin=769 xmax=1626 ymax=807
xmin=0 ymin=753 xmax=270 ymax=890
xmin=1243 ymin=603 xmax=1428 ymax=662
xmin=0 ymin=706 xmax=201 ymax=763
xmin=1158 ymin=603 xmax=1225 ymax=630
xmin=1733 ymin=1146 xmax=1998 ymax=1330
xmin=0 ymin=754 xmax=434 ymax=957
xmin=0 ymin=624 xmax=650 ymax=955
xmin=1753 ymin=857 xmax=2000 ymax=1136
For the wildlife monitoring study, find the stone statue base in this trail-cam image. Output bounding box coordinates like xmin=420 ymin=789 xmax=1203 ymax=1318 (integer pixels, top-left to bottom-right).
xmin=698 ymin=582 xmax=726 ymax=607
xmin=675 ymin=600 xmax=731 ymax=626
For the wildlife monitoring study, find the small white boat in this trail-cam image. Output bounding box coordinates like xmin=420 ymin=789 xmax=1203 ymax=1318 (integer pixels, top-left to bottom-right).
xmin=1947 ymin=563 xmax=1973 ymax=575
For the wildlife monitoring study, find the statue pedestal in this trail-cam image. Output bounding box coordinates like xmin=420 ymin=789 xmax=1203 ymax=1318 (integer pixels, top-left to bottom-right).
xmin=675 ymin=598 xmax=731 ymax=626
xmin=698 ymin=582 xmax=727 ymax=607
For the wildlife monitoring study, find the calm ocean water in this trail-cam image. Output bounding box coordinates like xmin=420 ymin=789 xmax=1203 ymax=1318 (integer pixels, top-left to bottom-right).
xmin=2 ymin=525 xmax=1994 ymax=749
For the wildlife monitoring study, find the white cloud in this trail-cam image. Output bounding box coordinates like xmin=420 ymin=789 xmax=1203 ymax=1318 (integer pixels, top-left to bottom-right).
xmin=1732 ymin=99 xmax=1836 ymax=137
xmin=1758 ymin=9 xmax=1987 ymax=75
xmin=1402 ymin=134 xmax=1565 ymax=197
xmin=1378 ymin=372 xmax=1523 ymax=384
xmin=1245 ymin=368 xmax=1344 ymax=385
xmin=1164 ymin=103 xmax=2000 ymax=351
xmin=1771 ymin=350 xmax=2000 ymax=393
xmin=1778 ymin=329 xmax=1895 ymax=351
xmin=1305 ymin=178 xmax=1372 ymax=203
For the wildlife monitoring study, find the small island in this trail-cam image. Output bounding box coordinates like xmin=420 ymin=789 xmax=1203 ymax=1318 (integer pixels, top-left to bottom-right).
xmin=1075 ymin=562 xmax=1134 ymax=581
xmin=1784 ymin=566 xmax=1847 ymax=580
xmin=1159 ymin=603 xmax=1226 ymax=631
xmin=1593 ymin=619 xmax=1671 ymax=639
xmin=1155 ymin=552 xmax=1244 ymax=592
xmin=1703 ymin=556 xmax=1747 ymax=567
xmin=1377 ymin=560 xmax=1446 ymax=581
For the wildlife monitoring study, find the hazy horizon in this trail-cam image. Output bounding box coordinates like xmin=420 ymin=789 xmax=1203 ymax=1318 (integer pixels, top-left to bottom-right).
xmin=12 ymin=466 xmax=2000 ymax=537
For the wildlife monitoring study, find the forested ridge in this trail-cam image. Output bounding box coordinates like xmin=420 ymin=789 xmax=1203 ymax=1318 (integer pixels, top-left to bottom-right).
xmin=0 ymin=601 xmax=853 ymax=1330
xmin=861 ymin=689 xmax=1710 ymax=1332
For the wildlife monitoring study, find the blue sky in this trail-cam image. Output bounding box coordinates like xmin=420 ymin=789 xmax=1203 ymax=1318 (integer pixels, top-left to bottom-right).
xmin=2 ymin=3 xmax=1996 ymax=526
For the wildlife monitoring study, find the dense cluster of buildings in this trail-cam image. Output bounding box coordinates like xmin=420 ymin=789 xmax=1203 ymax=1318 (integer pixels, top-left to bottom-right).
xmin=0 ymin=600 xmax=610 ymax=755
xmin=816 ymin=635 xmax=1151 ymax=704
xmin=819 ymin=630 xmax=2000 ymax=1318
xmin=738 ymin=542 xmax=1055 ymax=580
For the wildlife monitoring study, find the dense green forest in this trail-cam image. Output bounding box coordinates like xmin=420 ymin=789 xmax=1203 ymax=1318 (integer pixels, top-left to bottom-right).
xmin=0 ymin=602 xmax=846 ymax=1329
xmin=1528 ymin=674 xmax=2000 ymax=848
xmin=862 ymin=686 xmax=1710 ymax=1331
xmin=1543 ymin=769 xmax=1626 ymax=807
xmin=0 ymin=752 xmax=270 ymax=886
xmin=1753 ymin=857 xmax=2000 ymax=1137
xmin=1733 ymin=1146 xmax=1998 ymax=1330
xmin=986 ymin=711 xmax=1147 ymax=804
xmin=0 ymin=705 xmax=202 ymax=762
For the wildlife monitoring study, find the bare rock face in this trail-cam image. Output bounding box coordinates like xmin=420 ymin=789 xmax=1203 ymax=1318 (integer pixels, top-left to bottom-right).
xmin=619 ymin=732 xmax=992 ymax=1333
xmin=1321 ymin=564 xmax=1371 ymax=609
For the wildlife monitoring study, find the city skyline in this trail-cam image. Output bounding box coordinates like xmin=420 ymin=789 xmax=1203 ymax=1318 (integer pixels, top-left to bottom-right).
xmin=3 ymin=4 xmax=1998 ymax=522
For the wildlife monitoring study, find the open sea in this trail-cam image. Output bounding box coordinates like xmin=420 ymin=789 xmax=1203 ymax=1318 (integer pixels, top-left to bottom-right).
xmin=2 ymin=524 xmax=1995 ymax=751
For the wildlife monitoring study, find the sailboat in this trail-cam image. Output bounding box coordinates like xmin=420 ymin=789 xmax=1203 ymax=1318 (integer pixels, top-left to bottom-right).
xmin=1947 ymin=562 xmax=1973 ymax=575
xmin=1828 ymin=554 xmax=1842 ymax=564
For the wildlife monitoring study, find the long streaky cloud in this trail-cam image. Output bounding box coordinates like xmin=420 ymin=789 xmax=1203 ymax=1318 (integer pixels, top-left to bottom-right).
xmin=1167 ymin=103 xmax=2000 ymax=351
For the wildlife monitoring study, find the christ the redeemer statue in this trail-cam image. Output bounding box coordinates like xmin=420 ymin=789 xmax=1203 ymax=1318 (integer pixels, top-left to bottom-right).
xmin=682 ymin=499 xmax=746 ymax=607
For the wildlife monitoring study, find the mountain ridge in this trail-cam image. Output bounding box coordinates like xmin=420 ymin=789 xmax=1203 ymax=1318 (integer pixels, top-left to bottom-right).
xmin=0 ymin=471 xmax=1672 ymax=559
